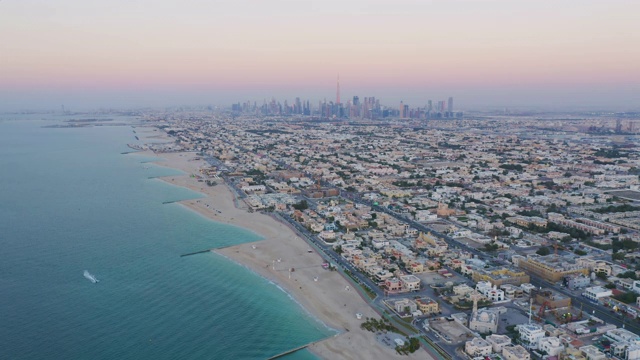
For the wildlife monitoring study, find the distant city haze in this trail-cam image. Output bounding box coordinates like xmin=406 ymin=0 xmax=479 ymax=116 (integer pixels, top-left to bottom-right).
xmin=1 ymin=0 xmax=639 ymax=111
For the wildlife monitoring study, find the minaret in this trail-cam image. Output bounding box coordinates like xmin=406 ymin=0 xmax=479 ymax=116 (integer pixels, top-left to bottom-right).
xmin=472 ymin=290 xmax=479 ymax=314
xmin=336 ymin=74 xmax=341 ymax=104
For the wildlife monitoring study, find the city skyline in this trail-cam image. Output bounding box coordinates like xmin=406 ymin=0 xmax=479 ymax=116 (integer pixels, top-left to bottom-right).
xmin=1 ymin=0 xmax=639 ymax=111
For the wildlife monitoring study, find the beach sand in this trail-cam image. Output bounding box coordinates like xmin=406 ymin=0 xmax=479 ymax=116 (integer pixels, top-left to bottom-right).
xmin=133 ymin=128 xmax=427 ymax=360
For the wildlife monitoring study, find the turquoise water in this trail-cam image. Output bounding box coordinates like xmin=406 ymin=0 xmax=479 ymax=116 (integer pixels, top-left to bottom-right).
xmin=0 ymin=115 xmax=328 ymax=359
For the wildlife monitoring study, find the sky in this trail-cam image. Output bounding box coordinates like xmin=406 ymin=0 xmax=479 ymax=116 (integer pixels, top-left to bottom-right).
xmin=1 ymin=0 xmax=639 ymax=111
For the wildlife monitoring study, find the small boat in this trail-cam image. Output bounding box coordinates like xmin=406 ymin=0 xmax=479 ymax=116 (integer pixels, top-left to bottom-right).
xmin=84 ymin=270 xmax=99 ymax=284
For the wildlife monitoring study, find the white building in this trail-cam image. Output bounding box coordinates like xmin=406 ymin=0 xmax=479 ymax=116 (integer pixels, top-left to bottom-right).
xmin=580 ymin=345 xmax=606 ymax=360
xmin=486 ymin=334 xmax=511 ymax=353
xmin=583 ymin=286 xmax=613 ymax=302
xmin=241 ymin=184 xmax=266 ymax=192
xmin=517 ymin=324 xmax=545 ymax=350
xmin=476 ymin=281 xmax=493 ymax=294
xmin=538 ymin=336 xmax=564 ymax=356
xmin=476 ymin=281 xmax=505 ymax=302
xmin=486 ymin=287 xmax=505 ymax=302
xmin=399 ymin=274 xmax=421 ymax=292
xmin=393 ymin=298 xmax=418 ymax=314
xmin=521 ymin=283 xmax=536 ymax=294
xmin=625 ymin=344 xmax=640 ymax=360
xmin=605 ymin=328 xmax=640 ymax=343
xmin=465 ymin=337 xmax=493 ymax=357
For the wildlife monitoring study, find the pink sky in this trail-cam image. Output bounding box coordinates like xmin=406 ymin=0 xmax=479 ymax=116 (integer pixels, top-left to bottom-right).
xmin=1 ymin=0 xmax=639 ymax=110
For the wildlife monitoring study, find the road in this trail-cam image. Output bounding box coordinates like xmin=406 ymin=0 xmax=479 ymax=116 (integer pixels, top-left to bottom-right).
xmin=528 ymin=276 xmax=640 ymax=334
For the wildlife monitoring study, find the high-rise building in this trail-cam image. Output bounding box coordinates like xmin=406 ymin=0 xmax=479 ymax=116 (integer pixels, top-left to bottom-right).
xmin=353 ymin=96 xmax=359 ymax=106
xmin=399 ymin=101 xmax=406 ymax=118
xmin=448 ymin=97 xmax=453 ymax=114
xmin=336 ymin=75 xmax=341 ymax=104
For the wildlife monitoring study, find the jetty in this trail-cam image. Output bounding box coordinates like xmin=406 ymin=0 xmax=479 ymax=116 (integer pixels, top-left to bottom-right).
xmin=180 ymin=249 xmax=213 ymax=257
xmin=180 ymin=244 xmax=236 ymax=257
xmin=266 ymin=339 xmax=326 ymax=360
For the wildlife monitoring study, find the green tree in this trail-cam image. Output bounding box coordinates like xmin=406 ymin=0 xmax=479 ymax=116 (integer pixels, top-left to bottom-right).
xmin=292 ymin=200 xmax=309 ymax=210
xmin=596 ymin=272 xmax=608 ymax=280
xmin=536 ymin=246 xmax=551 ymax=256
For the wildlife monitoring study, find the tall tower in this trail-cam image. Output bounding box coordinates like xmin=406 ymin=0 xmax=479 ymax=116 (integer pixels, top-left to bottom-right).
xmin=336 ymin=75 xmax=341 ymax=105
xmin=472 ymin=290 xmax=480 ymax=314
xmin=447 ymin=97 xmax=453 ymax=114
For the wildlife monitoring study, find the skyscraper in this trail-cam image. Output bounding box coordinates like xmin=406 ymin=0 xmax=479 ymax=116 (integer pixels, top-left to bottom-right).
xmin=336 ymin=75 xmax=341 ymax=105
xmin=447 ymin=97 xmax=453 ymax=115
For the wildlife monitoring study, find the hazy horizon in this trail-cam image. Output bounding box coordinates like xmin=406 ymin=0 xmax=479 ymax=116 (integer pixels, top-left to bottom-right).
xmin=2 ymin=0 xmax=639 ymax=112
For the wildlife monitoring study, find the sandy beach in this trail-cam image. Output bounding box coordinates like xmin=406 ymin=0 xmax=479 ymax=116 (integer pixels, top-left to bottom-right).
xmin=133 ymin=128 xmax=426 ymax=360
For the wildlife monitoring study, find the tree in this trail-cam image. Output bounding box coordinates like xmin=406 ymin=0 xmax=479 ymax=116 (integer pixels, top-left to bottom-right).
xmin=536 ymin=246 xmax=551 ymax=256
xmin=292 ymin=200 xmax=309 ymax=210
xmin=612 ymin=252 xmax=626 ymax=261
xmin=596 ymin=271 xmax=608 ymax=280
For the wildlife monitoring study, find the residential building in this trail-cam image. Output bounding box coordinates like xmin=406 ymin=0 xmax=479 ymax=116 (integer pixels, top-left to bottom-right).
xmin=393 ymin=298 xmax=417 ymax=314
xmin=453 ymin=284 xmax=474 ymax=296
xmin=502 ymin=345 xmax=531 ymax=360
xmin=579 ymin=345 xmax=606 ymax=360
xmin=538 ymin=336 xmax=564 ymax=356
xmin=500 ymin=284 xmax=524 ymax=298
xmin=605 ymin=328 xmax=640 ymax=343
xmin=465 ymin=337 xmax=493 ymax=357
xmin=384 ymin=277 xmax=402 ymax=293
xmin=486 ymin=334 xmax=511 ymax=353
xmin=416 ymin=297 xmax=439 ymax=315
xmin=582 ymin=286 xmax=612 ymax=303
xmin=565 ymin=274 xmax=591 ymax=290
xmin=399 ymin=274 xmax=421 ymax=292
xmin=517 ymin=324 xmax=545 ymax=350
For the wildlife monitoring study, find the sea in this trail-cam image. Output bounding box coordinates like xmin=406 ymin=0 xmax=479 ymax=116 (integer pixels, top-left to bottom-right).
xmin=0 ymin=114 xmax=332 ymax=360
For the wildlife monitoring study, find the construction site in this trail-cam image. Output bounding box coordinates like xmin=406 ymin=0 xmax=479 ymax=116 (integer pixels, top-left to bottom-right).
xmin=529 ymin=288 xmax=586 ymax=326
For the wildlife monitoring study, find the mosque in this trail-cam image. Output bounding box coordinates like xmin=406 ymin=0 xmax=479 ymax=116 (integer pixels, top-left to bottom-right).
xmin=468 ymin=291 xmax=499 ymax=334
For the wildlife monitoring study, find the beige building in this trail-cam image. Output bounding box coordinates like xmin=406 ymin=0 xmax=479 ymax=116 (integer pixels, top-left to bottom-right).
xmin=414 ymin=232 xmax=448 ymax=257
xmin=453 ymin=284 xmax=474 ymax=296
xmin=416 ymin=297 xmax=439 ymax=315
xmin=400 ymin=274 xmax=421 ymax=292
xmin=465 ymin=337 xmax=492 ymax=357
xmin=579 ymin=345 xmax=606 ymax=360
xmin=503 ymin=345 xmax=530 ymax=360
xmin=472 ymin=266 xmax=530 ymax=287
xmin=517 ymin=254 xmax=589 ymax=282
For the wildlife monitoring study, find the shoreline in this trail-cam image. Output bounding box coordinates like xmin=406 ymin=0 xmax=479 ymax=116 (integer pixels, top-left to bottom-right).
xmin=130 ymin=127 xmax=425 ymax=360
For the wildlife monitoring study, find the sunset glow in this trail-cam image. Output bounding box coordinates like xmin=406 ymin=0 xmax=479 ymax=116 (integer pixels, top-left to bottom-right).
xmin=1 ymin=0 xmax=639 ymax=110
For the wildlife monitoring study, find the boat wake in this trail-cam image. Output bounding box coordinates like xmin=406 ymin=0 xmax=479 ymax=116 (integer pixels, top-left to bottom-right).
xmin=83 ymin=270 xmax=99 ymax=284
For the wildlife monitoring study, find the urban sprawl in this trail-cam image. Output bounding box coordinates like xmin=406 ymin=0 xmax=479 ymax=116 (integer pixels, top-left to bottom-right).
xmin=135 ymin=100 xmax=640 ymax=360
